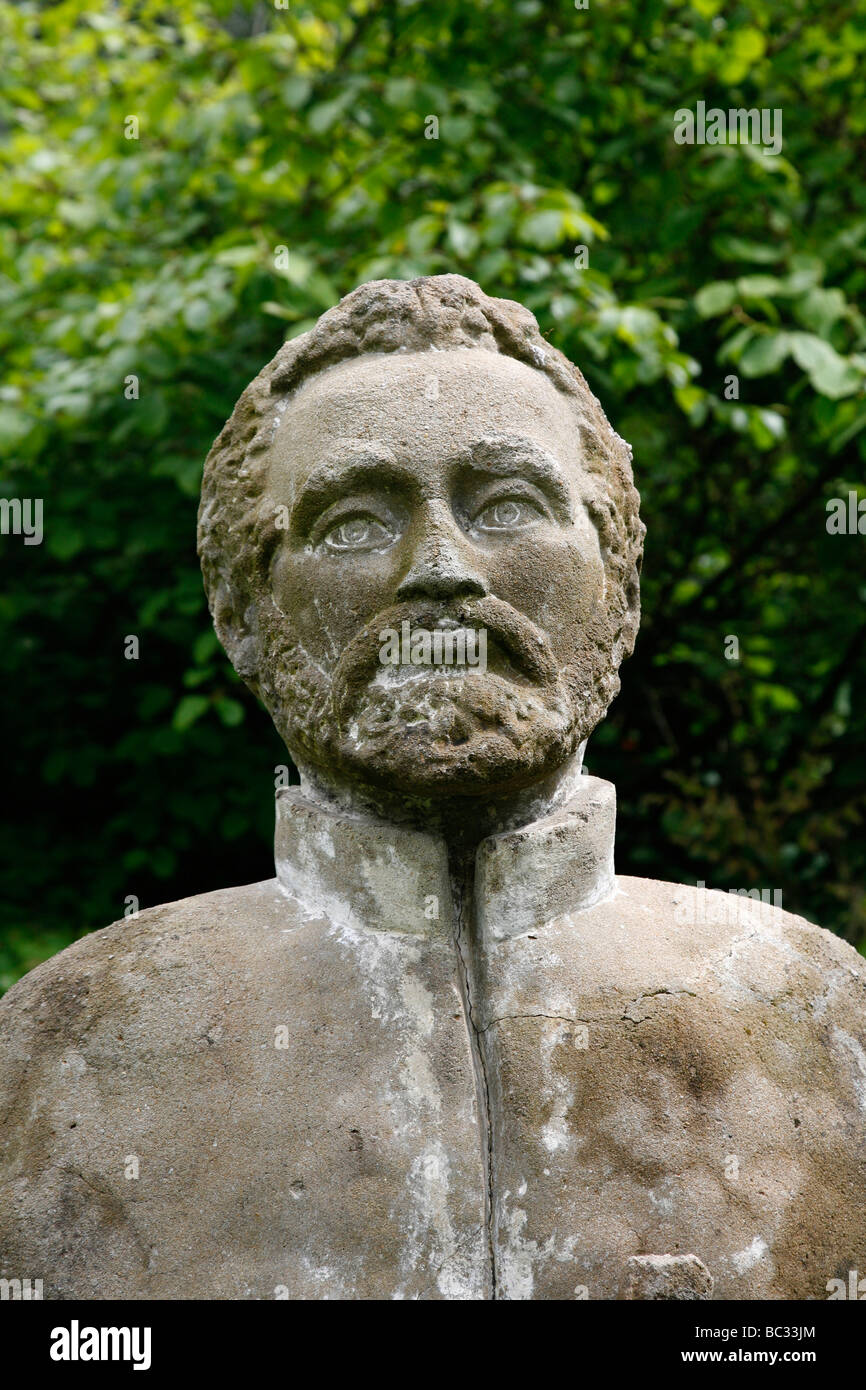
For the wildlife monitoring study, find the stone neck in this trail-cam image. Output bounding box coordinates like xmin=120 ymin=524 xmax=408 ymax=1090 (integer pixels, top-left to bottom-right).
xmin=290 ymin=746 xmax=590 ymax=849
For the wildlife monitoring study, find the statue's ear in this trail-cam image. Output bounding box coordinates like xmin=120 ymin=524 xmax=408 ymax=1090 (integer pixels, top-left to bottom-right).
xmin=211 ymin=580 xmax=260 ymax=686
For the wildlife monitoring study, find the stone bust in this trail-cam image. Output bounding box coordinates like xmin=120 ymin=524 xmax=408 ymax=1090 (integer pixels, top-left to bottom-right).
xmin=1 ymin=275 xmax=864 ymax=1301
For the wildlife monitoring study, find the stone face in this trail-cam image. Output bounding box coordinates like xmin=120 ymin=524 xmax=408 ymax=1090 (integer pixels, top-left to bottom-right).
xmin=2 ymin=275 xmax=865 ymax=1299
xmin=196 ymin=275 xmax=643 ymax=822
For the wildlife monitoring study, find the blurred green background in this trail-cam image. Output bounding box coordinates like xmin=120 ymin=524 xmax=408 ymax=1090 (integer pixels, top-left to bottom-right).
xmin=2 ymin=0 xmax=865 ymax=993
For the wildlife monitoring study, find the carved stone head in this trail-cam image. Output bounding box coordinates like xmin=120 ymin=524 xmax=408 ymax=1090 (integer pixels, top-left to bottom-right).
xmin=198 ymin=275 xmax=643 ymax=809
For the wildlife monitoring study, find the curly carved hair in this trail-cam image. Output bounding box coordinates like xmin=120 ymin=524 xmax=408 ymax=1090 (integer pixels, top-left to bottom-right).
xmin=197 ymin=274 xmax=644 ymax=695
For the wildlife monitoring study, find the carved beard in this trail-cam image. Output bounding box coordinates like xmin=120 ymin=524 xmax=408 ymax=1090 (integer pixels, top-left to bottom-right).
xmin=256 ymin=595 xmax=617 ymax=798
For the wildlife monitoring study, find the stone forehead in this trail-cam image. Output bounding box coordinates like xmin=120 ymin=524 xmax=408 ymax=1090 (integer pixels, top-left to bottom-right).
xmin=281 ymin=341 xmax=569 ymax=406
xmin=265 ymin=347 xmax=588 ymax=487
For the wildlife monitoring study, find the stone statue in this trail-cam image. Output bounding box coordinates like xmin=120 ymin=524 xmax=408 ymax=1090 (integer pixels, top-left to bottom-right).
xmin=1 ymin=275 xmax=864 ymax=1301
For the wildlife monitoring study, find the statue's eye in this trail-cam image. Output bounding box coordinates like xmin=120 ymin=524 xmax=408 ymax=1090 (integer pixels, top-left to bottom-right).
xmin=473 ymin=497 xmax=542 ymax=532
xmin=323 ymin=515 xmax=393 ymax=552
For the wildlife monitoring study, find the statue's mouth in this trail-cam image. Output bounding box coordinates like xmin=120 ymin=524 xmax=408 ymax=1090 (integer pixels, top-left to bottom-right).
xmin=329 ymin=595 xmax=562 ymax=732
xmin=371 ymin=623 xmax=526 ymax=688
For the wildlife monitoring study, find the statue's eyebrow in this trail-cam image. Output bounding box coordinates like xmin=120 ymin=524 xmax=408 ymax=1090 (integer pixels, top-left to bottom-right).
xmin=290 ymin=446 xmax=403 ymax=533
xmin=465 ymin=437 xmax=574 ymax=520
xmin=288 ymin=436 xmax=575 ymax=532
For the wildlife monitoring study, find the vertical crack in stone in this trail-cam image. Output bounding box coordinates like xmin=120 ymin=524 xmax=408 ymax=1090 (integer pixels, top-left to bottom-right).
xmin=448 ymin=843 xmax=497 ymax=1300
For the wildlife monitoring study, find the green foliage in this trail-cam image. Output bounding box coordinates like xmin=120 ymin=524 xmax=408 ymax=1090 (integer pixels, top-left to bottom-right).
xmin=2 ymin=0 xmax=865 ymax=990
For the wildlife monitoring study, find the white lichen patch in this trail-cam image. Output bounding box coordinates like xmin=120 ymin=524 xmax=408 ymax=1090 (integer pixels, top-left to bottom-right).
xmin=399 ymin=1048 xmax=442 ymax=1117
xmin=731 ymin=1235 xmax=770 ymax=1275
xmin=400 ymin=973 xmax=436 ymax=1038
xmin=397 ymin=1141 xmax=484 ymax=1300
xmin=57 ymin=1049 xmax=88 ymax=1079
xmin=496 ymin=1198 xmax=582 ymax=1300
xmin=538 ymin=1021 xmax=575 ymax=1154
xmin=831 ymin=1027 xmax=866 ymax=1110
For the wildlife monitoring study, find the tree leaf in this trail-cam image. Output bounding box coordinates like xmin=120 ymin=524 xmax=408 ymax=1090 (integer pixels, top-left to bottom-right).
xmin=695 ymin=282 xmax=736 ymax=317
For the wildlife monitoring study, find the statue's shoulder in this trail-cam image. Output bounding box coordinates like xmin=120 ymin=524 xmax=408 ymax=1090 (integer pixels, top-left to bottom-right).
xmin=0 ymin=879 xmax=440 ymax=1299
xmin=605 ymin=873 xmax=866 ymax=1021
xmin=0 ymin=878 xmax=314 ymax=1070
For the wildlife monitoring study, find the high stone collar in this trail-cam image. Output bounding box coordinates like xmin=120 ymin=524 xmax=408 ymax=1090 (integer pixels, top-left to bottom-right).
xmin=274 ymin=774 xmax=616 ymax=942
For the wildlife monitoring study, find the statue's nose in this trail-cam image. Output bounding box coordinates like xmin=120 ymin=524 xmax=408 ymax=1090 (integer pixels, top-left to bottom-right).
xmin=396 ymin=503 xmax=487 ymax=602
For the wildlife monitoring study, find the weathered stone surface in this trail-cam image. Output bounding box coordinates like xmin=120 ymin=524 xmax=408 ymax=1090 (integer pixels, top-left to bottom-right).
xmin=474 ymin=868 xmax=866 ymax=1300
xmin=2 ymin=275 xmax=864 ymax=1299
xmin=0 ymin=876 xmax=488 ymax=1300
xmin=1 ymin=784 xmax=864 ymax=1299
xmin=626 ymin=1255 xmax=714 ymax=1301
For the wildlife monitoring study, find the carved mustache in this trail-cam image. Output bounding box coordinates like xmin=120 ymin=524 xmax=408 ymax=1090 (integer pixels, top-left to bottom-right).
xmin=328 ymin=595 xmax=561 ymax=729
